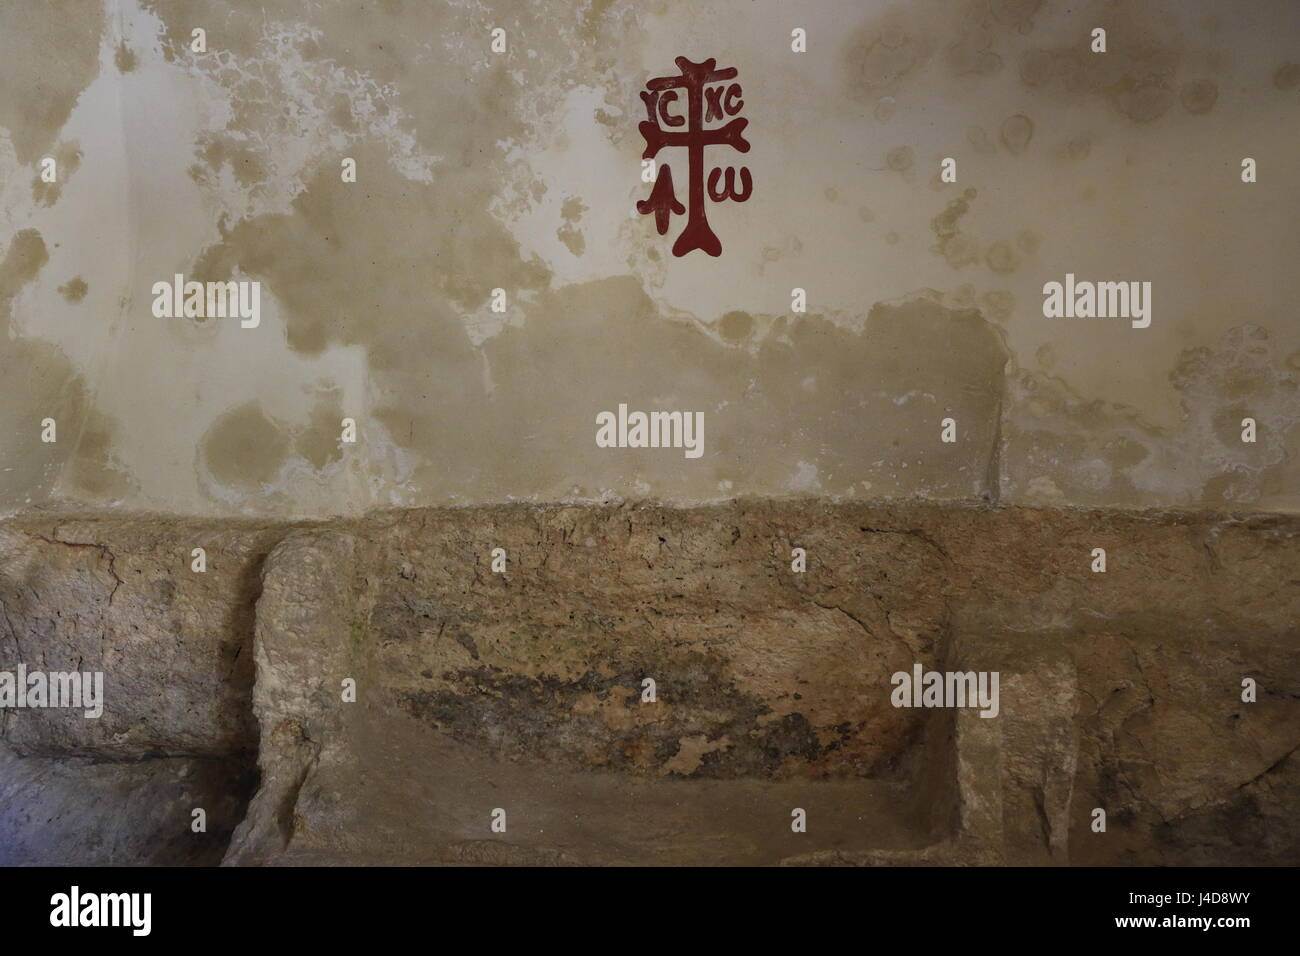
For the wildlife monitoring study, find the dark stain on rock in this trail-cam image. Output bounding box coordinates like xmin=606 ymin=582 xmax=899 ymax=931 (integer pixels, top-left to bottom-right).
xmin=452 ymin=631 xmax=480 ymax=660
xmin=400 ymin=656 xmax=844 ymax=780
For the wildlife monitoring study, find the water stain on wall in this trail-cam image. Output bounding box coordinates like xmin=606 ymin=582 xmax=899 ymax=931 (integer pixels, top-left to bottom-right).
xmin=931 ymin=188 xmax=981 ymax=269
xmin=30 ymin=142 xmax=82 ymax=207
xmin=1004 ymin=326 xmax=1298 ymax=508
xmin=0 ymin=0 xmax=1294 ymax=516
xmin=557 ymin=197 xmax=588 ymax=256
xmin=63 ymin=409 xmax=135 ymax=502
xmin=200 ymin=401 xmax=291 ymax=493
xmin=294 ymin=387 xmax=346 ymax=472
xmin=114 ymin=41 xmax=137 ymax=74
xmin=1179 ymin=78 xmax=1219 ymax=114
xmin=0 ymin=1 xmax=104 ymax=166
xmin=57 ymin=277 xmax=88 ymax=303
xmin=1018 ymin=0 xmax=1189 ymax=124
xmin=0 ymin=232 xmax=90 ymax=506
xmin=999 ymin=113 xmax=1034 ymax=154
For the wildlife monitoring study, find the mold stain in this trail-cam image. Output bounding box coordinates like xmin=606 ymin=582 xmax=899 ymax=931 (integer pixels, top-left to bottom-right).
xmin=0 ymin=230 xmax=97 ymax=509
xmin=946 ymin=29 xmax=1002 ymax=77
xmin=57 ymin=277 xmax=88 ymax=303
xmin=999 ymin=113 xmax=1034 ymax=154
xmin=126 ymin=0 xmax=1007 ymax=507
xmin=0 ymin=1 xmax=104 ymax=165
xmin=64 ymin=410 xmax=135 ymax=501
xmin=31 ymin=141 xmax=82 ymax=207
xmin=930 ymin=188 xmax=980 ymax=269
xmin=200 ymin=401 xmax=291 ymax=491
xmin=986 ymin=0 xmax=1045 ymax=34
xmin=1272 ymin=63 xmax=1300 ymax=91
xmin=1179 ymin=78 xmax=1218 ymax=114
xmin=1017 ymin=1 xmax=1188 ymax=124
xmin=842 ymin=8 xmax=938 ymax=101
xmin=293 ymin=387 xmax=346 ymax=471
xmin=557 ymin=196 xmax=587 ymax=256
xmin=1004 ymin=325 xmax=1299 ymax=509
xmin=1062 ymin=135 xmax=1092 ymax=161
xmin=0 ymin=0 xmax=1291 ymax=517
xmin=886 ymin=145 xmax=915 ymax=172
xmin=966 ymin=126 xmax=996 ymax=154
xmin=981 ymin=290 xmax=1014 ymax=323
xmin=984 ymin=240 xmax=1019 ymax=275
xmin=716 ymin=311 xmax=755 ymax=344
xmin=115 ymin=41 xmax=137 ymax=73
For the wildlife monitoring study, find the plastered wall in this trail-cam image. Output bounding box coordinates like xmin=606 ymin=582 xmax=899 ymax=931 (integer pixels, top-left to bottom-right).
xmin=1 ymin=0 xmax=1297 ymax=518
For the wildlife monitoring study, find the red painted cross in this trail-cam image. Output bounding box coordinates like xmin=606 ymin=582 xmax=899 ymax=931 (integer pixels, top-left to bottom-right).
xmin=637 ymin=56 xmax=752 ymax=257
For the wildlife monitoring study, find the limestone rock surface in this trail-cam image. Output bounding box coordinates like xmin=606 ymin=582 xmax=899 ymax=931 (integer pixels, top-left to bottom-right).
xmin=1 ymin=503 xmax=1296 ymax=865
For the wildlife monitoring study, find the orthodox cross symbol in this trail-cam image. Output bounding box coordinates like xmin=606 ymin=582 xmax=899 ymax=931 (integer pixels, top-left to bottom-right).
xmin=637 ymin=56 xmax=752 ymax=257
